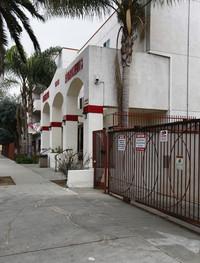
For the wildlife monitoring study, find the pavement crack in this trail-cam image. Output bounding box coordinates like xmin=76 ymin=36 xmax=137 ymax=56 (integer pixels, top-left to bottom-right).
xmin=0 ymin=237 xmax=118 ymax=259
xmin=35 ymin=197 xmax=48 ymax=208
xmin=49 ymin=206 xmax=79 ymax=227
xmin=2 ymin=209 xmax=25 ymax=248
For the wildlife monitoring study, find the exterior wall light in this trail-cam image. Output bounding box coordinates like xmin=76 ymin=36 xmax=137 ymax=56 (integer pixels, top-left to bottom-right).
xmin=83 ymin=112 xmax=87 ymax=119
xmin=62 ymin=120 xmax=66 ymax=125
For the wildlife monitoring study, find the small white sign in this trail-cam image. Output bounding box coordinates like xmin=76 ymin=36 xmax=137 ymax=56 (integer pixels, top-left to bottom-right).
xmin=160 ymin=130 xmax=168 ymax=143
xmin=176 ymin=156 xmax=184 ymax=170
xmin=136 ymin=134 xmax=146 ymax=151
xmin=118 ymin=135 xmax=126 ymax=151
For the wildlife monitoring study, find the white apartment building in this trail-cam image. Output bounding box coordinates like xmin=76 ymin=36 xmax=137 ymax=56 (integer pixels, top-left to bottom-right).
xmin=39 ymin=1 xmax=200 ymax=169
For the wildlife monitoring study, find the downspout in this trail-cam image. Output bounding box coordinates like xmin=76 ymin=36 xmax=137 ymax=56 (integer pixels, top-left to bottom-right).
xmin=186 ymin=0 xmax=191 ymax=117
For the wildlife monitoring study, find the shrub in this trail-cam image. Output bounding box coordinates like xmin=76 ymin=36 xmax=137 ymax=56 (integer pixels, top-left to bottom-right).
xmin=51 ymin=146 xmax=63 ymax=153
xmin=15 ymin=155 xmax=39 ymax=164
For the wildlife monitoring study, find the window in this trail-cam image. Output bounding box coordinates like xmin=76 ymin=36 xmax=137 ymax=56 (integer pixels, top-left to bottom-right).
xmin=103 ymin=39 xmax=110 ymax=48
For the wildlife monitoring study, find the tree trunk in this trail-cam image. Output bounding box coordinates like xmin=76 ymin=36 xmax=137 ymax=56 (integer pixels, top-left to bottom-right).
xmin=27 ymin=91 xmax=33 ymax=157
xmin=16 ymin=105 xmax=22 ymax=155
xmin=121 ymin=32 xmax=133 ymax=127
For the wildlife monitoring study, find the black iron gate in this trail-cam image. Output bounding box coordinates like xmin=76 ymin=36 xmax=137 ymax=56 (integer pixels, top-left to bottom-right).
xmin=107 ymin=119 xmax=200 ymax=226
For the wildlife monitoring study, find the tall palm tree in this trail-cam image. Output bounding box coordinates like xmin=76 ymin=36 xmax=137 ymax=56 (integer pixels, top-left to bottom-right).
xmin=3 ymin=45 xmax=61 ymax=156
xmin=43 ymin=0 xmax=180 ymax=122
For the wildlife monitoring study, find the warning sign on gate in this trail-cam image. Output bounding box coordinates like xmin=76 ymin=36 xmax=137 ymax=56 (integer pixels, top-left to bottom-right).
xmin=136 ymin=133 xmax=146 ymax=151
xmin=176 ymin=156 xmax=184 ymax=170
xmin=118 ymin=135 xmax=126 ymax=151
xmin=160 ymin=130 xmax=168 ymax=143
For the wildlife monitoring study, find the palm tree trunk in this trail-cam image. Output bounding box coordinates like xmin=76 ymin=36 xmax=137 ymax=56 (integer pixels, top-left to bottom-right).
xmin=27 ymin=91 xmax=34 ymax=157
xmin=121 ymin=32 xmax=133 ymax=127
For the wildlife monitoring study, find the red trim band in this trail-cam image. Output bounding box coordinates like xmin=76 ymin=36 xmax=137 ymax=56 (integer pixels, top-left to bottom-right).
xmin=50 ymin=122 xmax=62 ymax=128
xmin=43 ymin=91 xmax=49 ymax=102
xmin=83 ymin=105 xmax=103 ymax=114
xmin=63 ymin=115 xmax=78 ymax=122
xmin=41 ymin=126 xmax=49 ymax=131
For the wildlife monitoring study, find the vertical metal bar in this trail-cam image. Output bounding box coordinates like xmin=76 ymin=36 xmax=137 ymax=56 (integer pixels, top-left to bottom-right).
xmin=93 ymin=131 xmax=96 ymax=188
xmin=107 ymin=131 xmax=110 ymax=194
xmin=198 ymin=121 xmax=200 ymax=222
xmin=189 ymin=122 xmax=191 ymax=219
xmin=181 ymin=123 xmax=183 ymax=216
xmin=104 ymin=130 xmax=107 ymax=193
xmin=185 ymin=123 xmax=187 ymax=217
xmin=193 ymin=122 xmax=196 ymax=220
xmin=177 ymin=123 xmax=180 ymax=215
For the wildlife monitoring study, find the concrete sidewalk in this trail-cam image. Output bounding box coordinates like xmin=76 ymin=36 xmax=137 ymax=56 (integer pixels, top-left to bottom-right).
xmin=0 ymin=155 xmax=200 ymax=263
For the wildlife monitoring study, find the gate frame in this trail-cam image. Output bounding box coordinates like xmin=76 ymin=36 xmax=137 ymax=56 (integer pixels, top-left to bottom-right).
xmin=107 ymin=118 xmax=200 ymax=226
xmin=93 ymin=129 xmax=107 ymax=193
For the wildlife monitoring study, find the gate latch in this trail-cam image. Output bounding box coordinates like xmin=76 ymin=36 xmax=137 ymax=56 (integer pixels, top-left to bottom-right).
xmin=100 ymin=149 xmax=106 ymax=154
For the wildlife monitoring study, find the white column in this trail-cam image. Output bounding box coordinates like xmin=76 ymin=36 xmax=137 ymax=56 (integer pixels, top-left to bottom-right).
xmin=50 ymin=124 xmax=63 ymax=150
xmin=41 ymin=129 xmax=50 ymax=150
xmin=63 ymin=121 xmax=78 ymax=152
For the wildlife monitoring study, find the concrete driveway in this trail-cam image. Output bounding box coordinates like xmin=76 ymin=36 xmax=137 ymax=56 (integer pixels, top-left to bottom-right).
xmin=0 ymin=155 xmax=200 ymax=263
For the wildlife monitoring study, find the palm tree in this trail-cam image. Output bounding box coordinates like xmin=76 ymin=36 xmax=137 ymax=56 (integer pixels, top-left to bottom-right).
xmin=3 ymin=45 xmax=61 ymax=156
xmin=42 ymin=0 xmax=180 ymax=124
xmin=0 ymin=0 xmax=112 ymax=75
xmin=0 ymin=0 xmax=47 ymax=74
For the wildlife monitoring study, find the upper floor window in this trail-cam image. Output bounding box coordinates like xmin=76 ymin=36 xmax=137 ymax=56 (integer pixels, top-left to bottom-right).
xmin=103 ymin=39 xmax=110 ymax=48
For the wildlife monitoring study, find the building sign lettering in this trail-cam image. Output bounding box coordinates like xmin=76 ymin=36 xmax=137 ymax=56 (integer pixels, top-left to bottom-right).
xmin=65 ymin=58 xmax=83 ymax=83
xmin=55 ymin=79 xmax=60 ymax=87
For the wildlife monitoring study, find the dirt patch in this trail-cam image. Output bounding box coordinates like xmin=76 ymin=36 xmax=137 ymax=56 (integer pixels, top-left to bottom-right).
xmin=0 ymin=177 xmax=16 ymax=186
xmin=51 ymin=180 xmax=67 ymax=188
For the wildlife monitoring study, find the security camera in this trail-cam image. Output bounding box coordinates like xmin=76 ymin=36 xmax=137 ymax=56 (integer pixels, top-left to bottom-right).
xmin=95 ymin=76 xmax=100 ymax=85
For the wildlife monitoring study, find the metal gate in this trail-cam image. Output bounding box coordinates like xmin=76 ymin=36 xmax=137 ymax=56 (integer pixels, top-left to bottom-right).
xmin=93 ymin=130 xmax=107 ymax=192
xmin=108 ymin=119 xmax=200 ymax=226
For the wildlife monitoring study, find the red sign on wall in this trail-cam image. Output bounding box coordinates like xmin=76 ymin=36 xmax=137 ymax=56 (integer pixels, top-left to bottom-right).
xmin=43 ymin=91 xmax=49 ymax=102
xmin=65 ymin=58 xmax=83 ymax=83
xmin=55 ymin=79 xmax=60 ymax=87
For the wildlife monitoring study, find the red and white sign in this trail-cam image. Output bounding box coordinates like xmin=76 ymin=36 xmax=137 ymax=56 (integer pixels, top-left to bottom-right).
xmin=65 ymin=58 xmax=83 ymax=83
xmin=118 ymin=135 xmax=126 ymax=151
xmin=160 ymin=130 xmax=168 ymax=143
xmin=55 ymin=79 xmax=60 ymax=87
xmin=136 ymin=134 xmax=146 ymax=151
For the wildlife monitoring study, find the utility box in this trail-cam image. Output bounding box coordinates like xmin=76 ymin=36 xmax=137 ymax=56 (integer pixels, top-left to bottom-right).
xmin=39 ymin=154 xmax=48 ymax=168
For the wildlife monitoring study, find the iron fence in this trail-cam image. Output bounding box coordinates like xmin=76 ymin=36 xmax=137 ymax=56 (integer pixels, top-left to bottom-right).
xmin=113 ymin=112 xmax=195 ymax=129
xmin=108 ymin=119 xmax=200 ymax=226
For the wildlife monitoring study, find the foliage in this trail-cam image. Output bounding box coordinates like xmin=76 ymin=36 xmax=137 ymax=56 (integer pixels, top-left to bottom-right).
xmin=2 ymin=45 xmax=61 ymax=156
xmin=51 ymin=146 xmax=63 ymax=153
xmin=57 ymin=151 xmax=92 ymax=177
xmin=4 ymin=45 xmax=61 ymax=92
xmin=41 ymin=0 xmax=110 ymax=18
xmin=0 ymin=96 xmax=17 ymax=144
xmin=15 ymin=154 xmax=39 ymax=164
xmin=0 ymin=0 xmax=45 ymax=74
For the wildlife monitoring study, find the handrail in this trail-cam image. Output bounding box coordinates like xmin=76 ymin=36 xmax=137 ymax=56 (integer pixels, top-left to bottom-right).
xmin=54 ymin=148 xmax=73 ymax=171
xmin=40 ymin=147 xmax=51 ymax=155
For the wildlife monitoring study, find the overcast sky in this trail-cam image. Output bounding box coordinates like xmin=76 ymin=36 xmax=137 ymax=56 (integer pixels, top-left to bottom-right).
xmin=8 ymin=16 xmax=104 ymax=56
xmin=7 ymin=16 xmax=104 ymax=96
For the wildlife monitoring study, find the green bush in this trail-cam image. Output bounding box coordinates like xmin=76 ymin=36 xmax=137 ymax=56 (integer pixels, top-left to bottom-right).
xmin=15 ymin=155 xmax=39 ymax=164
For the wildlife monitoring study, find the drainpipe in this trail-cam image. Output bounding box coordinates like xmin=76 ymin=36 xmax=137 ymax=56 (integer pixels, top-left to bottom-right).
xmin=186 ymin=0 xmax=191 ymax=117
